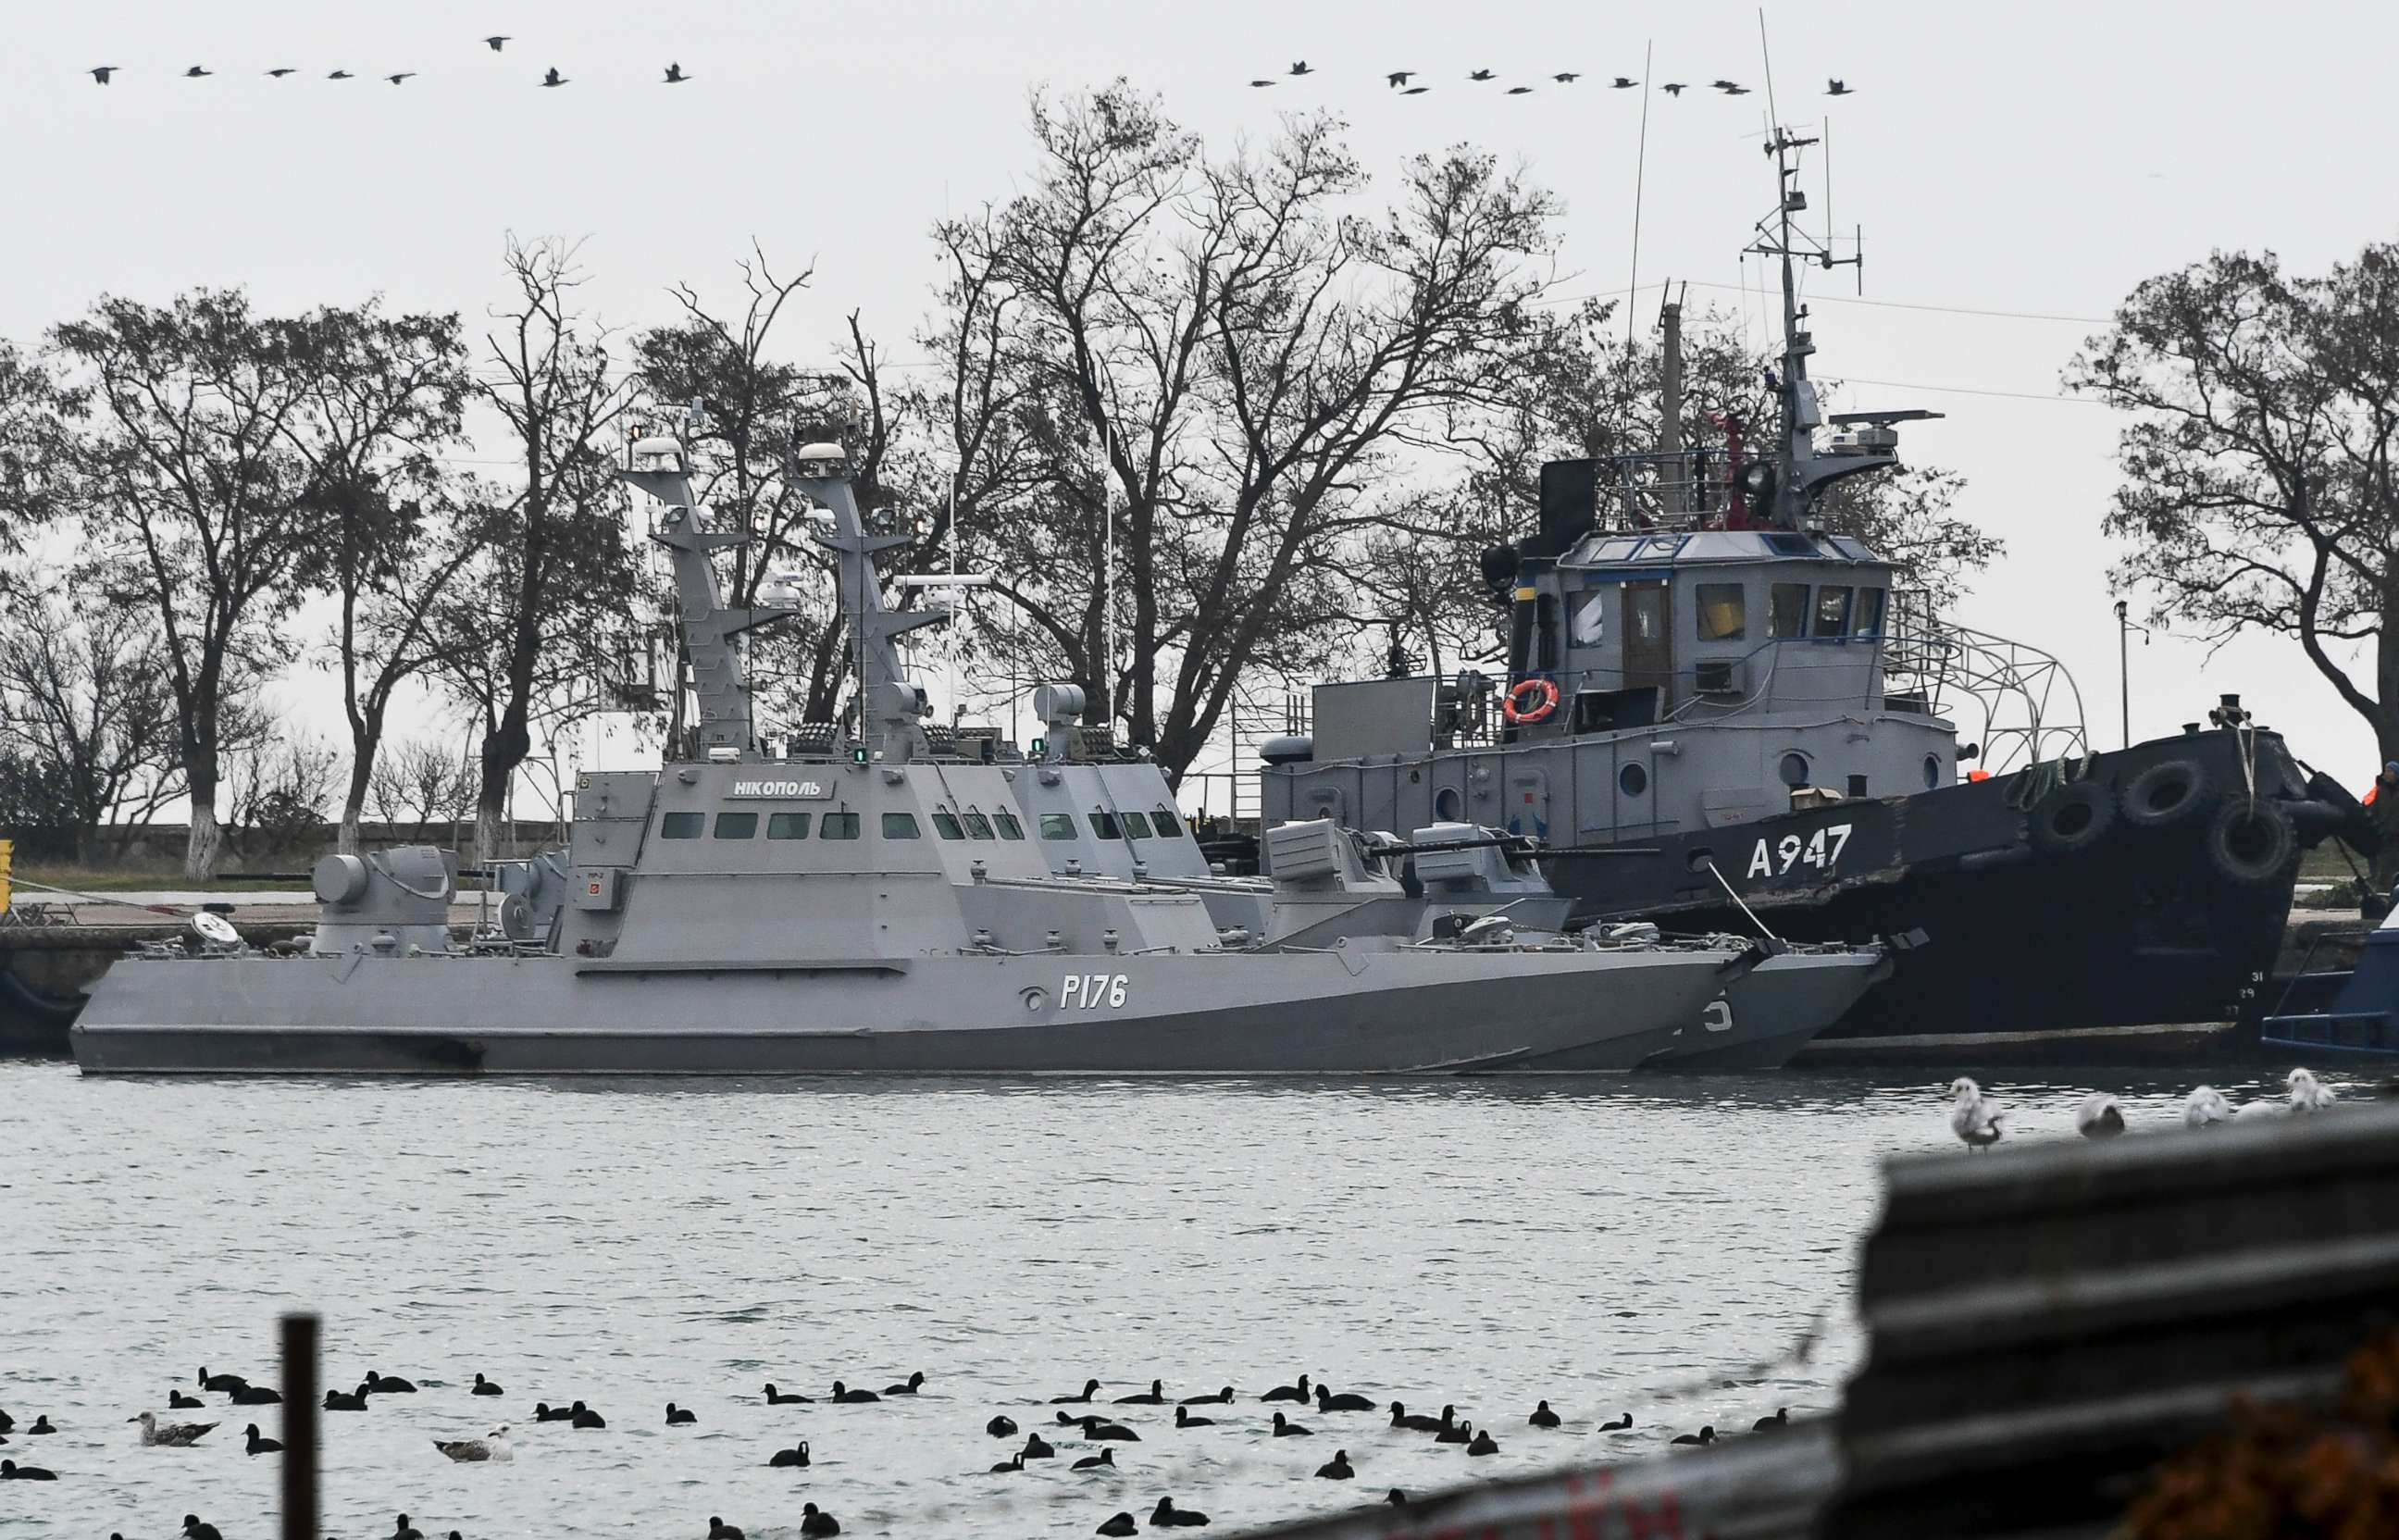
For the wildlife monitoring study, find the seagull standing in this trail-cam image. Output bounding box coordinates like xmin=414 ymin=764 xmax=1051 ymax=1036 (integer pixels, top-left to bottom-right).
xmin=131 ymin=1411 xmax=218 ymax=1447
xmin=2074 ymin=1092 xmax=2126 ymax=1139
xmin=2183 ymin=1086 xmax=2232 ymax=1128
xmin=432 ymin=1425 xmax=512 ymax=1462
xmin=1947 ymin=1077 xmax=2006 ymax=1151
xmin=2288 ymin=1067 xmax=2336 ymax=1112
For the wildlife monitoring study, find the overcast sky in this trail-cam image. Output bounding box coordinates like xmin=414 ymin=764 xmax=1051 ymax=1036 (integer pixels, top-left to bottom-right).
xmin=12 ymin=0 xmax=2399 ymax=796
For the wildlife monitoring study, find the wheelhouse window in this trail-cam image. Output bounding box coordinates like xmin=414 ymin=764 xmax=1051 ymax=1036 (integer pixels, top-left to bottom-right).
xmin=1151 ymin=807 xmax=1183 ymax=836
xmin=994 ymin=811 xmax=1026 ymax=840
xmin=766 ymin=813 xmax=811 ymax=839
xmin=1119 ymin=811 xmax=1153 ymax=838
xmin=714 ymin=812 xmax=758 ymax=839
xmin=1088 ymin=810 xmax=1123 ymax=838
xmin=660 ymin=811 xmax=702 ymax=839
xmin=1572 ymin=592 xmax=1608 ymax=646
xmin=1811 ymin=586 xmax=1854 ymax=638
xmin=962 ymin=811 xmax=996 ymax=840
xmin=931 ymin=811 xmax=965 ymax=840
xmin=882 ymin=813 xmax=921 ymax=838
xmin=821 ymin=812 xmax=861 ymax=840
xmin=1038 ymin=813 xmax=1076 ymax=840
xmin=1769 ymin=583 xmax=1809 ymax=639
xmin=1696 ymin=583 xmax=1746 ymax=641
xmin=1853 ymin=588 xmax=1887 ymax=639
xmin=1624 ymin=586 xmax=1665 ymax=643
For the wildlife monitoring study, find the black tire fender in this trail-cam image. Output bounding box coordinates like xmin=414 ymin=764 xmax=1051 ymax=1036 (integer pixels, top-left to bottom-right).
xmin=2029 ymin=778 xmax=2117 ymax=858
xmin=2122 ymin=757 xmax=2215 ymax=831
xmin=2204 ymin=799 xmax=2298 ymax=888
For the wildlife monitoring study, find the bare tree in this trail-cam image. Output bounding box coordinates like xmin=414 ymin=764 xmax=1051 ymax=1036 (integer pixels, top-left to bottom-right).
xmin=222 ymin=729 xmax=342 ymax=863
xmin=367 ymin=736 xmax=476 ymax=832
xmin=0 ymin=601 xmax=182 ymax=862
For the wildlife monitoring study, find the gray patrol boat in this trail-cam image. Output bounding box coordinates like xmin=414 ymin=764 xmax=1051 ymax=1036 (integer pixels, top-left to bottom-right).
xmin=71 ymin=435 xmax=1783 ymax=1076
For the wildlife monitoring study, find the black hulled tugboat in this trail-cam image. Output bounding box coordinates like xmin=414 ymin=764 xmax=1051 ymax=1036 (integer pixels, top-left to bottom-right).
xmin=1261 ymin=126 xmax=2373 ymax=1051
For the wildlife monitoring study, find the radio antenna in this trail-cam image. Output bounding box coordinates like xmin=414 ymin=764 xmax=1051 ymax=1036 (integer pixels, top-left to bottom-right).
xmin=1625 ymin=38 xmax=1654 ymax=350
xmin=1757 ymin=9 xmax=1780 ymax=135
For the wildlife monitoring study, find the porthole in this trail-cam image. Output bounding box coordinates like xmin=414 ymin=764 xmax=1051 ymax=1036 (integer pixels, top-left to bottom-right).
xmin=1922 ymin=754 xmax=1941 ymax=790
xmin=1434 ymin=787 xmax=1462 ymax=821
xmin=1779 ymin=751 xmax=1811 ymax=789
xmin=1619 ymin=762 xmax=1649 ymax=797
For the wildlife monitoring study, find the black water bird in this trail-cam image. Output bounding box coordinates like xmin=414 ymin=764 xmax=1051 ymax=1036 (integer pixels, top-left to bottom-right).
xmin=27 ymin=1416 xmax=55 ymax=1435
xmin=1753 ymin=1408 xmax=1789 ymax=1432
xmin=1709 ymin=79 xmax=1739 ymax=90
xmin=1272 ymin=1411 xmax=1311 ymax=1437
xmin=882 ymin=1372 xmax=926 ymax=1396
xmin=1088 ymin=1420 xmax=1141 ymax=1442
xmin=666 ymin=1403 xmax=697 ymax=1425
xmin=1261 ymin=1375 xmax=1311 ymax=1404
xmin=1179 ymin=1386 xmax=1233 ymax=1406
xmin=1098 ymin=1516 xmax=1138 ymax=1537
xmin=1671 ymin=1425 xmax=1716 ymax=1447
xmin=1468 ymin=68 xmax=1495 ymax=81
xmin=0 ymin=1410 xmax=15 ymax=1432
xmin=1435 ymin=1419 xmax=1472 ymax=1445
xmin=1529 ymin=1401 xmax=1561 ymax=1428
xmin=533 ymin=1401 xmax=575 ymax=1422
xmin=472 ymin=1374 xmax=503 ymax=1397
xmin=169 ymin=1391 xmax=203 ymax=1410
xmin=800 ymin=1503 xmax=839 ymax=1537
xmin=1401 ymin=86 xmax=1429 ymax=94
xmin=1288 ymin=60 xmax=1313 ymax=76
xmin=829 ymin=1382 xmax=878 ymax=1404
xmin=394 ymin=1516 xmax=424 ymax=1540
xmin=1249 ymin=80 xmax=1275 ymax=87
xmin=328 ymin=69 xmax=354 ymax=80
xmin=1023 ymin=1433 xmax=1056 ymax=1459
xmin=91 ymin=67 xmax=118 ymax=84
xmin=1175 ymin=1406 xmax=1214 ymax=1429
xmin=484 ymin=36 xmax=510 ymax=51
xmin=199 ymin=1369 xmax=246 ymax=1394
xmin=1386 ymin=71 xmax=1414 ymax=87
xmin=1314 ymin=1386 xmax=1374 ymax=1413
xmin=1610 ymin=76 xmax=1637 ymax=88
xmin=988 ymin=1415 xmax=1018 ymax=1437
xmin=1468 ymin=1429 xmax=1499 ymax=1456
xmin=1601 ymin=1413 xmax=1632 ymax=1430
xmin=1507 ymin=85 xmax=1534 ymax=94
xmin=387 ymin=73 xmax=416 ymax=85
xmin=769 ymin=1440 xmax=811 ymax=1468
xmin=1826 ymin=79 xmax=1853 ymax=95
xmin=324 ymin=1386 xmax=368 ymax=1412
xmin=1389 ymin=1402 xmax=1444 ymax=1432
xmin=570 ymin=1401 xmax=605 ymax=1429
xmin=368 ymin=1372 xmax=416 ymax=1394
xmin=990 ymin=1450 xmax=1025 ymax=1473
xmin=764 ymin=1384 xmax=812 ymax=1405
xmin=1 ymin=1460 xmax=56 ymax=1480
xmin=244 ymin=1423 xmax=282 ymax=1455
xmin=1150 ymin=1497 xmax=1209 ymax=1527
xmin=1662 ymin=82 xmax=1687 ymax=95
xmin=1386 ymin=1488 xmax=1408 ymax=1505
xmin=540 ymin=68 xmax=566 ymax=88
xmin=1723 ymin=84 xmax=1751 ymax=95
xmin=182 ymin=1520 xmax=222 ymax=1540
xmin=708 ymin=1519 xmax=743 ymax=1540
xmin=1074 ymin=1447 xmax=1115 ymax=1471
xmin=1316 ymin=1449 xmax=1353 ymax=1479
xmin=1053 ymin=1379 xmax=1102 ymax=1404
xmin=185 ymin=66 xmax=213 ymax=78
xmin=230 ymin=1385 xmax=280 ymax=1405
xmin=665 ymin=64 xmax=690 ymax=83
xmin=266 ymin=67 xmax=295 ymax=78
xmin=1116 ymin=1379 xmax=1165 ymax=1405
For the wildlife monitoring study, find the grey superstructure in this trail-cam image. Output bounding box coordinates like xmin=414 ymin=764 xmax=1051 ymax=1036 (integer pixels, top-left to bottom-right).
xmin=72 ymin=434 xmax=1813 ymax=1076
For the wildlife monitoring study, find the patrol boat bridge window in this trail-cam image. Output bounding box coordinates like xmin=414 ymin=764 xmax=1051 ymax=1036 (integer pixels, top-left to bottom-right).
xmin=767 ymin=813 xmax=811 ymax=839
xmin=1812 ymin=586 xmax=1854 ymax=638
xmin=715 ymin=812 xmax=758 ymax=839
xmin=1697 ymin=583 xmax=1746 ymax=641
xmin=1088 ymin=811 xmax=1123 ymax=838
xmin=1038 ymin=813 xmax=1076 ymax=840
xmin=822 ymin=813 xmax=862 ymax=840
xmin=883 ymin=813 xmax=922 ymax=838
xmin=1769 ymin=583 xmax=1809 ymax=639
xmin=1120 ymin=811 xmax=1153 ymax=838
xmin=932 ymin=811 xmax=965 ymax=839
xmin=1151 ymin=807 xmax=1183 ymax=835
xmin=962 ymin=811 xmax=996 ymax=839
xmin=660 ymin=812 xmax=702 ymax=839
xmin=994 ymin=811 xmax=1026 ymax=840
xmin=1854 ymin=588 xmax=1887 ymax=638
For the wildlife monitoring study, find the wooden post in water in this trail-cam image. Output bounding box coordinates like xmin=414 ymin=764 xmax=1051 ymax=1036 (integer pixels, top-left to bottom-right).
xmin=281 ymin=1313 xmax=320 ymax=1540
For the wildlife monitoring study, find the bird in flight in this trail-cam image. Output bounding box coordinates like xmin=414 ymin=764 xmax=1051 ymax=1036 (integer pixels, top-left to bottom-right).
xmin=386 ymin=72 xmax=415 ymax=85
xmin=327 ymin=69 xmax=354 ymax=81
xmin=1661 ymin=81 xmax=1687 ymax=95
xmin=541 ymin=68 xmax=567 ymax=87
xmin=1386 ymin=70 xmax=1414 ymax=88
xmin=184 ymin=65 xmax=213 ymax=78
xmin=89 ymin=66 xmax=118 ymax=84
xmin=1468 ymin=68 xmax=1495 ymax=81
xmin=1826 ymin=78 xmax=1854 ymax=95
xmin=267 ymin=68 xmax=296 ymax=78
xmin=1723 ymin=83 xmax=1751 ymax=95
xmin=1400 ymin=85 xmax=1429 ymax=95
xmin=1552 ymin=72 xmax=1581 ymax=83
xmin=1610 ymin=76 xmax=1638 ymax=88
xmin=1249 ymin=78 xmax=1275 ymax=87
xmin=1506 ymin=85 xmax=1533 ymax=94
xmin=1710 ymin=79 xmax=1740 ymax=90
xmin=484 ymin=36 xmax=510 ymax=52
xmin=664 ymin=63 xmax=690 ymax=83
xmin=1288 ymin=60 xmax=1312 ymax=76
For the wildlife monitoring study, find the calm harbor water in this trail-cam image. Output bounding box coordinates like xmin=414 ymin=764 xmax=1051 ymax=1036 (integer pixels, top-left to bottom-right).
xmin=0 ymin=1063 xmax=2345 ymax=1539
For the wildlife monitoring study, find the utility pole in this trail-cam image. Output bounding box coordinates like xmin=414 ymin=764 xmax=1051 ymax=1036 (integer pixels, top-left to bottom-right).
xmin=2114 ymin=599 xmax=2150 ymax=750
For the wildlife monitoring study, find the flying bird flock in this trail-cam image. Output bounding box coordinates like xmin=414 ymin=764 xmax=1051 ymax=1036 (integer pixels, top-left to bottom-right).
xmin=84 ymin=33 xmax=691 ymax=88
xmin=1248 ymin=59 xmax=1858 ymax=99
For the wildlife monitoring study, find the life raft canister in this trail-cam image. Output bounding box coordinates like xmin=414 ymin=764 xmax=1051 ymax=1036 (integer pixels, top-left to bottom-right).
xmin=1503 ymin=677 xmax=1560 ymax=726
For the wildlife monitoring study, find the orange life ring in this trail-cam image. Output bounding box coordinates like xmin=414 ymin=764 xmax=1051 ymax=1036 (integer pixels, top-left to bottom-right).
xmin=1502 ymin=677 xmax=1560 ymax=726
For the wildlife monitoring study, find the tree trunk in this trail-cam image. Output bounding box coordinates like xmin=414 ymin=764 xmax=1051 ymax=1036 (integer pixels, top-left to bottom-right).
xmin=185 ymin=796 xmax=222 ymax=882
xmin=340 ymin=759 xmax=373 ymax=857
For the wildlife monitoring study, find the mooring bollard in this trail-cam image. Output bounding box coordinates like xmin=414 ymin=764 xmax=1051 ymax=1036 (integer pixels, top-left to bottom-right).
xmin=281 ymin=1313 xmax=320 ymax=1540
